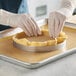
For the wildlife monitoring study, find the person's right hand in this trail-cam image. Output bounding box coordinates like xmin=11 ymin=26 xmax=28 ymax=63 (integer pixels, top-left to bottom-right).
xmin=0 ymin=10 xmax=41 ymax=36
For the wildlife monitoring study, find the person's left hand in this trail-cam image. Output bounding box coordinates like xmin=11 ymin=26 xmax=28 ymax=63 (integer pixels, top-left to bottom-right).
xmin=48 ymin=11 xmax=66 ymax=38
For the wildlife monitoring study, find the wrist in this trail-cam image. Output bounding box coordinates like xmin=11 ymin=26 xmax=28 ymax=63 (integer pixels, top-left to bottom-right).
xmin=0 ymin=9 xmax=15 ymax=26
xmin=57 ymin=8 xmax=73 ymax=19
xmin=0 ymin=9 xmax=18 ymax=27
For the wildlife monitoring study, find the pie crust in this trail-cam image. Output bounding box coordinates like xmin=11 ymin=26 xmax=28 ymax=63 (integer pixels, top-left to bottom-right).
xmin=13 ymin=29 xmax=67 ymax=47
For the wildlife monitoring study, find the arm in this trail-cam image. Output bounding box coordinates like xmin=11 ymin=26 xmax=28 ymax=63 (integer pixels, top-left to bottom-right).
xmin=0 ymin=9 xmax=11 ymax=25
xmin=48 ymin=0 xmax=76 ymax=38
xmin=58 ymin=0 xmax=76 ymax=18
xmin=0 ymin=9 xmax=41 ymax=36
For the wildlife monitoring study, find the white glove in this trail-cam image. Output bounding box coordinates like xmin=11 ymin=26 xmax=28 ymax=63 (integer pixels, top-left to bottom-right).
xmin=48 ymin=0 xmax=76 ymax=38
xmin=48 ymin=11 xmax=66 ymax=38
xmin=0 ymin=9 xmax=41 ymax=36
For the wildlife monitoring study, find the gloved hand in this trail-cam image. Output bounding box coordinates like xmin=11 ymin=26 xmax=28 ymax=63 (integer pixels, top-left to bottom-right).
xmin=0 ymin=9 xmax=41 ymax=36
xmin=48 ymin=0 xmax=76 ymax=38
xmin=48 ymin=11 xmax=66 ymax=38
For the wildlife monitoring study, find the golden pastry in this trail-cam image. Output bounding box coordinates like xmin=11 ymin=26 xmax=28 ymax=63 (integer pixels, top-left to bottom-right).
xmin=47 ymin=39 xmax=57 ymax=46
xmin=29 ymin=41 xmax=47 ymax=46
xmin=13 ymin=29 xmax=67 ymax=47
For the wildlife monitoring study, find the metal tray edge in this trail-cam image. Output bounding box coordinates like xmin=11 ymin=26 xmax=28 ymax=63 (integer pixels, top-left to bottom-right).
xmin=0 ymin=48 xmax=76 ymax=69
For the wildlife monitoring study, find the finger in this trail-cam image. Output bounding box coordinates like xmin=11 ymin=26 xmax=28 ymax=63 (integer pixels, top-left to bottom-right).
xmin=19 ymin=23 xmax=31 ymax=36
xmin=30 ymin=17 xmax=41 ymax=35
xmin=20 ymin=18 xmax=32 ymax=36
xmin=25 ymin=19 xmax=34 ymax=36
xmin=48 ymin=14 xmax=55 ymax=38
xmin=26 ymin=14 xmax=41 ymax=36
xmin=56 ymin=13 xmax=66 ymax=37
xmin=56 ymin=19 xmax=65 ymax=37
xmin=24 ymin=14 xmax=37 ymax=36
xmin=54 ymin=15 xmax=60 ymax=38
xmin=27 ymin=15 xmax=41 ymax=36
xmin=27 ymin=17 xmax=38 ymax=36
xmin=52 ymin=19 xmax=55 ymax=38
xmin=22 ymin=16 xmax=34 ymax=36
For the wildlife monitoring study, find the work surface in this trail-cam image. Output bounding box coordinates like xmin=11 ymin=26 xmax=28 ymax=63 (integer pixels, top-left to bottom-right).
xmin=0 ymin=27 xmax=76 ymax=63
xmin=0 ymin=53 xmax=76 ymax=76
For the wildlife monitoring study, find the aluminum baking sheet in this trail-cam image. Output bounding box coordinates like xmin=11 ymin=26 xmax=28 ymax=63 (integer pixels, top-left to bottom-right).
xmin=0 ymin=19 xmax=76 ymax=69
xmin=0 ymin=49 xmax=76 ymax=76
xmin=0 ymin=48 xmax=76 ymax=69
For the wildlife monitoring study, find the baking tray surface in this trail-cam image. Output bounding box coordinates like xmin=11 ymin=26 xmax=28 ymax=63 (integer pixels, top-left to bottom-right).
xmin=0 ymin=26 xmax=76 ymax=68
xmin=0 ymin=48 xmax=76 ymax=69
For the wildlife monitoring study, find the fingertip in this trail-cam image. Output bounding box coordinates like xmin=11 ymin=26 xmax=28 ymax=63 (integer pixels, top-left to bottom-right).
xmin=30 ymin=33 xmax=34 ymax=37
xmin=24 ymin=32 xmax=31 ymax=37
xmin=38 ymin=31 xmax=42 ymax=35
xmin=27 ymin=34 xmax=31 ymax=37
xmin=34 ymin=34 xmax=38 ymax=37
